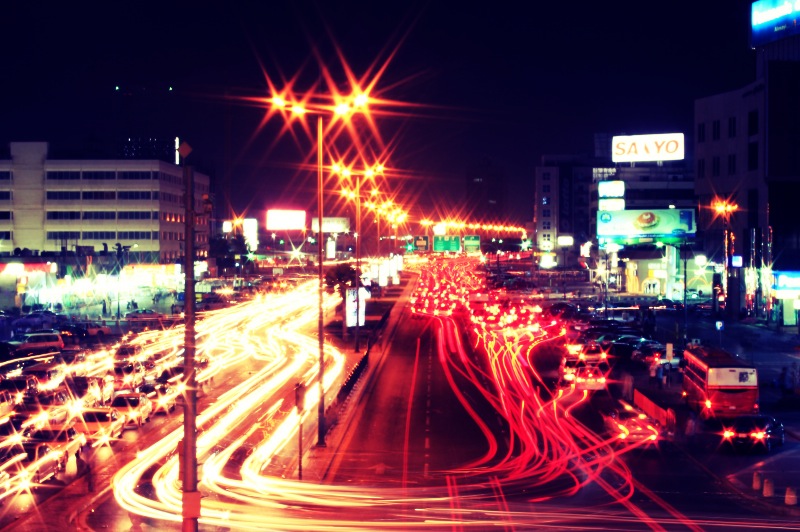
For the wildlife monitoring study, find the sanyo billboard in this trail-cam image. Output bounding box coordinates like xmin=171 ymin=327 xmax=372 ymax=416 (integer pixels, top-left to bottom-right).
xmin=612 ymin=133 xmax=685 ymax=163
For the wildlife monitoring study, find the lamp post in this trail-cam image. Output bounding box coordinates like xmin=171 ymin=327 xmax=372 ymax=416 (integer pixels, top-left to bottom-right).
xmin=335 ymin=162 xmax=384 ymax=353
xmin=713 ymin=200 xmax=738 ymax=316
xmin=269 ymin=90 xmax=371 ymax=445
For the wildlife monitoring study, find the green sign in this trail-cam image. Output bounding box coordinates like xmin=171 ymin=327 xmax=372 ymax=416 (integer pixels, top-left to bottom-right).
xmin=433 ymin=235 xmax=461 ymax=252
xmin=412 ymin=235 xmax=429 ymax=252
xmin=463 ymin=235 xmax=480 ymax=253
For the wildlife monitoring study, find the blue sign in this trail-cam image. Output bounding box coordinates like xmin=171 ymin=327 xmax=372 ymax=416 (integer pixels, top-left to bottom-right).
xmin=751 ymin=0 xmax=800 ymax=47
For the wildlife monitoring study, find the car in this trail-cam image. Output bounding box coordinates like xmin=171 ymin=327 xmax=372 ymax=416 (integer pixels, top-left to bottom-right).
xmin=110 ymin=392 xmax=153 ymax=428
xmin=601 ymin=400 xmax=661 ymax=447
xmin=721 ymin=415 xmax=785 ymax=453
xmin=2 ymin=441 xmax=65 ymax=489
xmin=71 ymin=407 xmax=126 ymax=446
xmin=84 ymin=322 xmax=112 ymax=337
xmin=631 ymin=341 xmax=666 ymax=364
xmin=54 ymin=324 xmax=89 ymax=344
xmin=572 ymin=364 xmax=607 ymax=391
xmin=21 ymin=361 xmax=67 ymax=392
xmin=0 ymin=450 xmax=26 ymax=501
xmin=63 ymin=375 xmax=104 ymax=407
xmin=8 ymin=332 xmax=65 ymax=356
xmin=633 ymin=343 xmax=682 ymax=369
xmin=112 ymin=361 xmax=146 ymax=391
xmin=0 ymin=376 xmax=39 ymax=404
xmin=125 ymin=309 xmax=164 ymax=320
xmin=139 ymin=382 xmax=178 ymax=414
xmin=26 ymin=425 xmax=87 ymax=460
xmin=10 ymin=311 xmax=61 ymax=334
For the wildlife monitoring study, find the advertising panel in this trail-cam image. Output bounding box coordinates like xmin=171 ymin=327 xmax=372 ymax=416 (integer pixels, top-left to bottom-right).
xmin=611 ymin=133 xmax=685 ymax=163
xmin=597 ymin=209 xmax=695 ymax=245
xmin=266 ymin=209 xmax=306 ymax=231
xmin=598 ymin=180 xmax=625 ymax=198
xmin=751 ymin=0 xmax=800 ymax=47
xmin=345 ymin=287 xmax=367 ymax=327
xmin=311 ymin=217 xmax=351 ymax=233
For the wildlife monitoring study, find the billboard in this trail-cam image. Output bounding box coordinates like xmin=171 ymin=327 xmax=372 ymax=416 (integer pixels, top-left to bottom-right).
xmin=598 ymin=180 xmax=625 ymax=198
xmin=751 ymin=0 xmax=800 ymax=47
xmin=311 ymin=217 xmax=350 ymax=233
xmin=611 ymin=133 xmax=684 ymax=163
xmin=597 ymin=209 xmax=695 ymax=245
xmin=266 ymin=209 xmax=306 ymax=231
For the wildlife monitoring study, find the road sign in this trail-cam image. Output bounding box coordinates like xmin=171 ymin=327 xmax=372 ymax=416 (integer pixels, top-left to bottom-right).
xmin=412 ymin=235 xmax=429 ymax=252
xmin=463 ymin=235 xmax=480 ymax=253
xmin=433 ymin=235 xmax=461 ymax=252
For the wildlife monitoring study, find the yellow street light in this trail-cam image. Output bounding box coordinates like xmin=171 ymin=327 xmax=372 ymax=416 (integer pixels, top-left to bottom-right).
xmin=712 ymin=199 xmax=738 ymax=311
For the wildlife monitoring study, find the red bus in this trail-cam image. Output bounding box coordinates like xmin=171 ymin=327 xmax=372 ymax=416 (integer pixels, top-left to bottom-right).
xmin=681 ymin=345 xmax=758 ymax=419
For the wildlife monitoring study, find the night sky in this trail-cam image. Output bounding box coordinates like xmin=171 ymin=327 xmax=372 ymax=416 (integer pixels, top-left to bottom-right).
xmin=1 ymin=1 xmax=755 ymax=226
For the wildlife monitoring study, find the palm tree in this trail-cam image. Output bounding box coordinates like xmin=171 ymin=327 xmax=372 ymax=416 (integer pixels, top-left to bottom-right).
xmin=324 ymin=263 xmax=359 ymax=338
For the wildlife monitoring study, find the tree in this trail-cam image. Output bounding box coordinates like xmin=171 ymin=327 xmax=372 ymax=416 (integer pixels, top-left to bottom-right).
xmin=324 ymin=263 xmax=358 ymax=339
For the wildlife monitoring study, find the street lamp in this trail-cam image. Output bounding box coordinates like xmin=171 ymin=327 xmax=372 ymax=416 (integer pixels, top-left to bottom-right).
xmin=269 ymin=90 xmax=371 ymax=446
xmin=335 ymin=162 xmax=385 ymax=352
xmin=713 ymin=200 xmax=738 ymax=315
xmin=557 ymin=235 xmax=574 ymax=299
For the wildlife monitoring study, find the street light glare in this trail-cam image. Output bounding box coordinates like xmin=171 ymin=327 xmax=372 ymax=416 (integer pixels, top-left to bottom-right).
xmin=334 ymin=102 xmax=351 ymax=116
xmin=270 ymin=96 xmax=287 ymax=108
xmin=290 ymin=104 xmax=306 ymax=116
xmin=353 ymin=92 xmax=369 ymax=108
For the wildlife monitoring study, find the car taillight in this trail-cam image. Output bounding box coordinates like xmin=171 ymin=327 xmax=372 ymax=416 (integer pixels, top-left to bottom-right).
xmin=751 ymin=431 xmax=766 ymax=440
xmin=723 ymin=429 xmax=734 ymax=439
xmin=704 ymin=399 xmax=712 ymax=409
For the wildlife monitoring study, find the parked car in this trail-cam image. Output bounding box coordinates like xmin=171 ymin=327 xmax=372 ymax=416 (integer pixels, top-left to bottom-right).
xmin=84 ymin=322 xmax=112 ymax=337
xmin=601 ymin=400 xmax=660 ymax=447
xmin=110 ymin=392 xmax=153 ymax=428
xmin=71 ymin=407 xmax=126 ymax=446
xmin=722 ymin=415 xmax=785 ymax=453
xmin=125 ymin=309 xmax=164 ymax=320
xmin=54 ymin=324 xmax=89 ymax=344
xmin=27 ymin=425 xmax=87 ymax=460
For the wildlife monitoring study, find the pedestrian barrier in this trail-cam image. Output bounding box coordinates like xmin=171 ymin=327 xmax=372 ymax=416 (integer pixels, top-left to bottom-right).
xmin=752 ymin=471 xmax=762 ymax=490
xmin=763 ymin=478 xmax=774 ymax=498
xmin=786 ymin=487 xmax=798 ymax=506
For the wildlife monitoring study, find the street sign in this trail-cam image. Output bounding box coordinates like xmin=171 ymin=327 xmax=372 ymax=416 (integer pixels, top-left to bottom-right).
xmin=412 ymin=235 xmax=429 ymax=252
xmin=463 ymin=235 xmax=480 ymax=253
xmin=433 ymin=235 xmax=461 ymax=252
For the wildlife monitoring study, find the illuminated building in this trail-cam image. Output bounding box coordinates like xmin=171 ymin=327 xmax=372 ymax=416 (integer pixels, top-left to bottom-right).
xmin=0 ymin=142 xmax=210 ymax=264
xmin=694 ymin=1 xmax=800 ymax=323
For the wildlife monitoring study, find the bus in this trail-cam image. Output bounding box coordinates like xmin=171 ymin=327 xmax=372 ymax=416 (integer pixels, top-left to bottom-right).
xmin=681 ymin=345 xmax=758 ymax=419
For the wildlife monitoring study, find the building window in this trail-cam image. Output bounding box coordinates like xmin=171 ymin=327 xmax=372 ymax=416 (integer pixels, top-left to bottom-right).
xmin=0 ymin=172 xmax=11 ymax=181
xmin=0 ymin=231 xmax=11 ymax=239
xmin=47 ymin=191 xmax=81 ymax=200
xmin=82 ymin=231 xmax=117 ymax=240
xmin=118 ymin=211 xmax=152 ymax=220
xmin=46 ymin=171 xmax=80 ymax=180
xmin=542 ymin=209 xmax=551 ymax=218
xmin=118 ymin=171 xmax=152 ymax=180
xmin=748 ymin=141 xmax=758 ymax=171
xmin=83 ymin=211 xmax=116 ymax=220
xmin=697 ymin=159 xmax=705 ymax=178
xmin=0 ymin=191 xmax=11 ymax=200
xmin=47 ymin=231 xmax=80 ymax=240
xmin=712 ymin=120 xmax=720 ymax=141
xmin=748 ymin=110 xmax=758 ymax=136
xmin=542 ymin=196 xmax=550 ymax=205
xmin=82 ymin=191 xmax=116 ymax=200
xmin=118 ymin=191 xmax=153 ymax=200
xmin=46 ymin=211 xmax=80 ymax=220
xmin=82 ymin=171 xmax=116 ymax=180
xmin=542 ymin=184 xmax=551 ymax=193
xmin=727 ymin=154 xmax=736 ymax=175
xmin=728 ymin=117 xmax=736 ymax=138
xmin=0 ymin=212 xmax=11 ymax=220
xmin=118 ymin=231 xmax=152 ymax=239
xmin=697 ymin=123 xmax=705 ymax=143
xmin=542 ymin=233 xmax=551 ymax=241
xmin=542 ymin=221 xmax=551 ymax=230
xmin=712 ymin=156 xmax=720 ymax=177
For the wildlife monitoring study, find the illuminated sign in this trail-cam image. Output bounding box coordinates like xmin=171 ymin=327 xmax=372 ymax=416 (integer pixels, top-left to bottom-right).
xmin=463 ymin=235 xmax=480 ymax=253
xmin=751 ymin=0 xmax=800 ymax=47
xmin=611 ymin=133 xmax=685 ymax=163
xmin=731 ymin=255 xmax=743 ymax=268
xmin=311 ymin=217 xmax=351 ymax=233
xmin=598 ymin=180 xmax=625 ymax=198
xmin=774 ymin=272 xmax=800 ymax=291
xmin=243 ymin=218 xmax=259 ymax=252
xmin=412 ymin=235 xmax=429 ymax=252
xmin=222 ymin=221 xmax=233 ymax=233
xmin=597 ymin=209 xmax=695 ymax=245
xmin=433 ymin=235 xmax=461 ymax=252
xmin=598 ymin=198 xmax=625 ymax=212
xmin=266 ymin=209 xmax=306 ymax=231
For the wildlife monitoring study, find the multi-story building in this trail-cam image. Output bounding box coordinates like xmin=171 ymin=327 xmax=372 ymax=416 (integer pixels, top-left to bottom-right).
xmin=0 ymin=142 xmax=210 ymax=263
xmin=694 ymin=2 xmax=800 ymax=322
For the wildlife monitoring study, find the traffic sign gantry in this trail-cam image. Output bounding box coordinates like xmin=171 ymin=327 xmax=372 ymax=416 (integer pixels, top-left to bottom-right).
xmin=433 ymin=235 xmax=461 ymax=252
xmin=463 ymin=235 xmax=480 ymax=253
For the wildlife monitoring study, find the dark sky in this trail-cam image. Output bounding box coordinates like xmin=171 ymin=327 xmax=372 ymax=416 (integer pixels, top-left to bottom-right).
xmin=1 ymin=1 xmax=755 ymax=225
